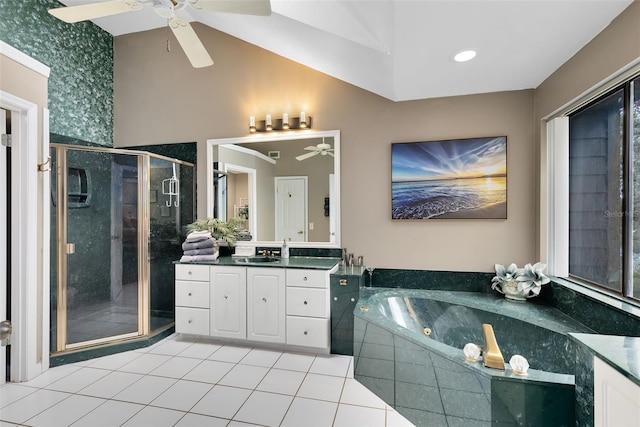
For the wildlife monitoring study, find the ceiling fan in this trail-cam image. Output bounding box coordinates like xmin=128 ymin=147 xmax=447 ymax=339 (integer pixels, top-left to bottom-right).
xmin=296 ymin=139 xmax=334 ymax=161
xmin=48 ymin=0 xmax=271 ymax=68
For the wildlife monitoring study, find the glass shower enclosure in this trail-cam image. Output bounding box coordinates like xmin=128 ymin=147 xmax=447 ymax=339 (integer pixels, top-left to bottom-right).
xmin=50 ymin=144 xmax=194 ymax=353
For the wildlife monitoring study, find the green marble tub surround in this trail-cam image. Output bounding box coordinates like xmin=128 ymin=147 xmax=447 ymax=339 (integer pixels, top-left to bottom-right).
xmin=367 ymin=268 xmax=495 ymax=292
xmin=353 ymin=309 xmax=575 ymax=426
xmin=330 ymin=266 xmax=364 ymax=355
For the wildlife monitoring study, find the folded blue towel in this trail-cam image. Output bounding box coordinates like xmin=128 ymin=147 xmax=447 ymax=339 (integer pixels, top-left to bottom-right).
xmin=182 ymin=239 xmax=215 ymax=251
xmin=183 ymin=248 xmax=216 ymax=256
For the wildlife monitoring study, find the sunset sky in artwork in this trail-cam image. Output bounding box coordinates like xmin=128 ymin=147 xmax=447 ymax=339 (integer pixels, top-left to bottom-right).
xmin=392 ymin=136 xmax=507 ymax=182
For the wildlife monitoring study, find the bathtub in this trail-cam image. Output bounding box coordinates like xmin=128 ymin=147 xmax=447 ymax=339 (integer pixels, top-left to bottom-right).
xmin=353 ymin=289 xmax=594 ymax=426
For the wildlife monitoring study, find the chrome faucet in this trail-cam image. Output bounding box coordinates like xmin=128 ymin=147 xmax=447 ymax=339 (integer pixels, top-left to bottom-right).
xmin=482 ymin=324 xmax=505 ymax=370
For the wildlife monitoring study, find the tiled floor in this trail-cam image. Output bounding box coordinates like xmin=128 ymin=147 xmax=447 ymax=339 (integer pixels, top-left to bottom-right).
xmin=0 ymin=334 xmax=415 ymax=426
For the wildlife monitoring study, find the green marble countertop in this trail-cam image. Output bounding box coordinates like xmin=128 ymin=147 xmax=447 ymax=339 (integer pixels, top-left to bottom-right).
xmin=570 ymin=333 xmax=640 ymax=386
xmin=175 ymin=256 xmax=340 ymax=271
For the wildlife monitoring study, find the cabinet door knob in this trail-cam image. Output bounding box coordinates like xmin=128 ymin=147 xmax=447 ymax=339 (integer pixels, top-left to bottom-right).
xmin=303 ymin=331 xmax=308 ymax=335
xmin=188 ymin=292 xmax=192 ymax=296
xmin=303 ymin=300 xmax=308 ymax=305
xmin=224 ymin=295 xmax=229 ymax=299
xmin=262 ymin=297 xmax=267 ymax=302
xmin=188 ymin=319 xmax=192 ymax=324
xmin=188 ymin=271 xmax=192 ymax=275
xmin=333 ymin=297 xmax=338 ymax=301
xmin=351 ymin=297 xmax=356 ymax=302
xmin=303 ymin=276 xmax=308 ymax=281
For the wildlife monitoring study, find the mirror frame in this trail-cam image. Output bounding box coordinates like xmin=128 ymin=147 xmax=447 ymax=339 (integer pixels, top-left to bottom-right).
xmin=206 ymin=130 xmax=341 ymax=248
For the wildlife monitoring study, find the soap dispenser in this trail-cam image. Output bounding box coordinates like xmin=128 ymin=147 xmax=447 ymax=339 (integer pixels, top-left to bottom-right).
xmin=282 ymin=239 xmax=289 ymax=259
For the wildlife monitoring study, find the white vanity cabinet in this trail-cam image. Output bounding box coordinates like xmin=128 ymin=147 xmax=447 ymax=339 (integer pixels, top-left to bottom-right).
xmin=594 ymin=356 xmax=640 ymax=427
xmin=285 ymin=269 xmax=330 ymax=350
xmin=175 ymin=264 xmax=210 ymax=335
xmin=175 ymin=263 xmax=333 ymax=352
xmin=210 ymin=266 xmax=247 ymax=340
xmin=247 ymin=268 xmax=286 ymax=344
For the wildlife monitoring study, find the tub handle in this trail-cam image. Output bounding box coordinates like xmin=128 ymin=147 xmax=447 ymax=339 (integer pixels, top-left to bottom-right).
xmin=339 ymin=279 xmax=347 ymax=286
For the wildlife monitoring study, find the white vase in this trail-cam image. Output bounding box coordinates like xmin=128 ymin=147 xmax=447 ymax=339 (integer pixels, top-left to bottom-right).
xmin=501 ymin=279 xmax=527 ymax=301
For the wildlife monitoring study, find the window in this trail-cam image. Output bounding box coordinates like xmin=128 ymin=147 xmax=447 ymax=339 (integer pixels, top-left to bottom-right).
xmin=568 ymin=76 xmax=639 ymax=299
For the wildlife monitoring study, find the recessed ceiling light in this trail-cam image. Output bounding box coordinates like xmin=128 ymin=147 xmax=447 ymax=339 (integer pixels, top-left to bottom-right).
xmin=454 ymin=50 xmax=477 ymax=63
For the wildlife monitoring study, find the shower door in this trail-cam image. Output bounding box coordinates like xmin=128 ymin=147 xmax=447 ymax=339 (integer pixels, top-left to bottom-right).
xmin=53 ymin=147 xmax=145 ymax=351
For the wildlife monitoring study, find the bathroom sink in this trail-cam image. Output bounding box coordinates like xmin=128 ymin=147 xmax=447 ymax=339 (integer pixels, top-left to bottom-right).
xmin=234 ymin=257 xmax=280 ymax=264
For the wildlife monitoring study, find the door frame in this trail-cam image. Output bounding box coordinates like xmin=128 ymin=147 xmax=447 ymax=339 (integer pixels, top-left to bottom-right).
xmin=0 ymin=90 xmax=49 ymax=381
xmin=223 ymin=163 xmax=257 ymax=239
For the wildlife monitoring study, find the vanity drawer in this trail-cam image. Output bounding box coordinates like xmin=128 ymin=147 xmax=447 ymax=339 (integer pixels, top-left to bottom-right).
xmin=175 ymin=307 xmax=210 ymax=336
xmin=286 ymin=269 xmax=328 ymax=289
xmin=286 ymin=287 xmax=328 ymax=318
xmin=175 ymin=264 xmax=210 ymax=282
xmin=286 ymin=316 xmax=329 ymax=349
xmin=176 ymin=281 xmax=210 ymax=308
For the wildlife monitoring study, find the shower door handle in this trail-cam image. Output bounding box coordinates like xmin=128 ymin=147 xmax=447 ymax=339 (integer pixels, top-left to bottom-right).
xmin=66 ymin=243 xmax=75 ymax=254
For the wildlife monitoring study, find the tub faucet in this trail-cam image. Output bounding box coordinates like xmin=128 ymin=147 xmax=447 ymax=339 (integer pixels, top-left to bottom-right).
xmin=482 ymin=324 xmax=505 ymax=370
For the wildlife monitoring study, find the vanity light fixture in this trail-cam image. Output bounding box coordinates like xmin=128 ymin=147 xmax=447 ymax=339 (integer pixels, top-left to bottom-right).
xmin=248 ymin=112 xmax=312 ymax=133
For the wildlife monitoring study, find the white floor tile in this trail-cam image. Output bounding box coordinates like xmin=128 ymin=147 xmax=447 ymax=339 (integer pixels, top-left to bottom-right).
xmin=148 ymin=338 xmax=196 ymax=356
xmin=45 ymin=367 xmax=110 ymax=393
xmin=0 ymin=383 xmax=38 ymax=409
xmin=118 ymin=353 xmax=172 ymax=374
xmin=273 ymin=352 xmax=316 ymax=372
xmin=0 ymin=389 xmax=70 ymax=424
xmin=340 ymin=378 xmax=387 ymax=409
xmin=150 ymin=379 xmax=212 ymax=412
xmin=208 ymin=344 xmax=252 ymax=363
xmin=72 ymin=400 xmax=144 ymax=426
xmin=310 ymin=354 xmax=352 ymax=377
xmin=85 ymin=350 xmax=143 ymax=371
xmin=182 ymin=359 xmax=234 ymax=384
xmin=333 ymin=403 xmax=386 ymax=427
xmin=233 ymin=390 xmax=293 ymax=427
xmin=122 ymin=405 xmax=185 ymax=427
xmin=190 ymin=385 xmax=251 ymax=419
xmin=347 ymin=359 xmax=355 ymax=378
xmin=25 ymin=394 xmax=105 ymax=427
xmin=177 ymin=341 xmax=222 ymax=359
xmin=218 ymin=364 xmax=269 ymax=389
xmin=386 ymin=408 xmax=416 ymax=427
xmin=78 ymin=371 xmax=143 ymax=399
xmin=149 ymin=355 xmax=202 ymax=379
xmin=174 ymin=413 xmax=229 ymax=427
xmin=112 ymin=375 xmax=176 ymax=404
xmin=281 ymin=397 xmax=338 ymax=427
xmin=239 ymin=348 xmax=283 ymax=367
xmin=20 ymin=365 xmax=81 ymax=389
xmin=227 ymin=421 xmax=263 ymax=427
xmin=256 ymin=368 xmax=305 ymax=395
xmin=297 ymin=373 xmax=346 ymax=402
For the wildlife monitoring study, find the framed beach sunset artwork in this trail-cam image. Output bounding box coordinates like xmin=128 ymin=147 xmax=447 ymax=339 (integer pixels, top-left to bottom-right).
xmin=391 ymin=136 xmax=507 ymax=219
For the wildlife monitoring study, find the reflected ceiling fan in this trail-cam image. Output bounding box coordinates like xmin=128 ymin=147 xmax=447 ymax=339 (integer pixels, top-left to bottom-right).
xmin=296 ymin=139 xmax=334 ymax=161
xmin=48 ymin=0 xmax=271 ymax=68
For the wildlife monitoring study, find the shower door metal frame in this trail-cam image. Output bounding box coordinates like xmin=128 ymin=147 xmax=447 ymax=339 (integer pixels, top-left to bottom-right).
xmin=53 ymin=145 xmax=149 ymax=352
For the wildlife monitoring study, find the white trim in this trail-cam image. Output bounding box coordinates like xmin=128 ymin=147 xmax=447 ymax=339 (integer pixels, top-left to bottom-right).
xmin=0 ymin=90 xmax=44 ymax=381
xmin=0 ymin=40 xmax=50 ymax=78
xmin=40 ymin=108 xmax=50 ymax=372
xmin=219 ymin=143 xmax=276 ymax=165
xmin=546 ymin=117 xmax=569 ymax=277
xmin=206 ymin=130 xmax=341 ymax=248
xmin=0 ymin=107 xmax=7 ymax=386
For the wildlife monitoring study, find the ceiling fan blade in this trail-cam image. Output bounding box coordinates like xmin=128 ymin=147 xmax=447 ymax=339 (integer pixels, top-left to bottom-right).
xmin=326 ymin=152 xmax=335 ymax=157
xmin=303 ymin=146 xmax=318 ymax=151
xmin=48 ymin=0 xmax=141 ymax=23
xmin=191 ymin=0 xmax=271 ymax=16
xmin=296 ymin=151 xmax=319 ymax=161
xmin=169 ymin=18 xmax=214 ymax=68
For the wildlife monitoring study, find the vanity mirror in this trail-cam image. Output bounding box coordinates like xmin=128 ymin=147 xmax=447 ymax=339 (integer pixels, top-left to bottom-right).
xmin=206 ymin=130 xmax=340 ymax=247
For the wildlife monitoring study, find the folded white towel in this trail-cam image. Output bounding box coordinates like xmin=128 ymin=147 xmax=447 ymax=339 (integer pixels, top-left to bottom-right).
xmin=185 ymin=230 xmax=211 ymax=243
xmin=180 ymin=253 xmax=219 ymax=262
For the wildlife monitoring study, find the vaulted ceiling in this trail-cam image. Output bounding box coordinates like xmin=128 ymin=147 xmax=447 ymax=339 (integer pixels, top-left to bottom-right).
xmin=59 ymin=0 xmax=634 ymax=101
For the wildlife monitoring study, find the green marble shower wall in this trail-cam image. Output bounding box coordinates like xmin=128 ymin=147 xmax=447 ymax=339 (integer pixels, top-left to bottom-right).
xmin=0 ymin=0 xmax=114 ymax=146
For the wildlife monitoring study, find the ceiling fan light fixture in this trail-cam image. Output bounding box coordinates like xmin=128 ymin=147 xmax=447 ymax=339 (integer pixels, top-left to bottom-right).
xmin=153 ymin=0 xmax=175 ymax=19
xmin=454 ymin=50 xmax=477 ymax=63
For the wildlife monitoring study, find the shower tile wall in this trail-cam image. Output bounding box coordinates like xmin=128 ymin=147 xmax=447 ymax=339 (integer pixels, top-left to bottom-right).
xmin=0 ymin=0 xmax=114 ymax=146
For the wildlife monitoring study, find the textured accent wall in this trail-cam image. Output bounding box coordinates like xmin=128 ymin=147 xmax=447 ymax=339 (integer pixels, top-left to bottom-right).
xmin=0 ymin=0 xmax=114 ymax=146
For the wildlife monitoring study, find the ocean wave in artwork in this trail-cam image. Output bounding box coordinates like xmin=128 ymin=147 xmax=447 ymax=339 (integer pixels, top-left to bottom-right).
xmin=392 ymin=177 xmax=506 ymax=219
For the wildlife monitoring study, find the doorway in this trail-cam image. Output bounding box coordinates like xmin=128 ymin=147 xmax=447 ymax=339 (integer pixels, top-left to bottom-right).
xmin=275 ymin=176 xmax=308 ymax=242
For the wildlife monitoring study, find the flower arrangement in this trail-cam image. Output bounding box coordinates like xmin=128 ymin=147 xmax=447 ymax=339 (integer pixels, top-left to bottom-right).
xmin=186 ymin=218 xmax=240 ymax=244
xmin=491 ymin=262 xmax=550 ymax=300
